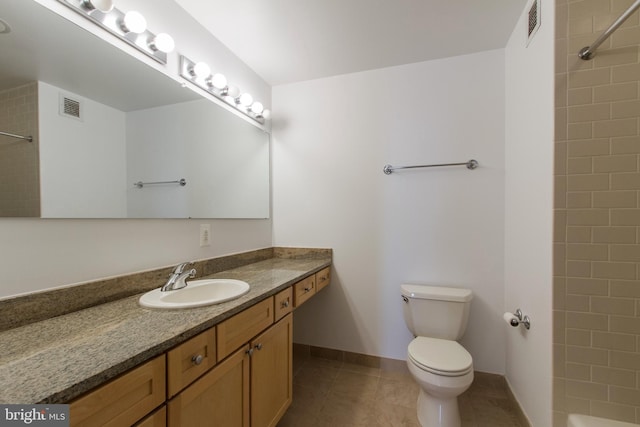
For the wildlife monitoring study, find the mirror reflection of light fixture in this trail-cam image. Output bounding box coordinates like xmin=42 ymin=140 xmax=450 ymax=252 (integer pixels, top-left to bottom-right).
xmin=121 ymin=11 xmax=147 ymax=34
xmin=251 ymin=102 xmax=264 ymax=115
xmin=209 ymin=73 xmax=227 ymax=90
xmin=191 ymin=62 xmax=211 ymax=80
xmin=149 ymin=33 xmax=175 ymax=54
xmin=179 ymin=56 xmax=270 ymax=124
xmin=81 ymin=0 xmax=114 ymax=13
xmin=58 ymin=0 xmax=172 ymax=64
xmin=238 ymin=93 xmax=253 ymax=107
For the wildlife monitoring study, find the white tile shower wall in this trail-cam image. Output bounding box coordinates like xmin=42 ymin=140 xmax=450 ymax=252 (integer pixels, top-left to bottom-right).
xmin=0 ymin=82 xmax=39 ymax=217
xmin=0 ymin=0 xmax=271 ymax=299
xmin=272 ymin=50 xmax=507 ymax=374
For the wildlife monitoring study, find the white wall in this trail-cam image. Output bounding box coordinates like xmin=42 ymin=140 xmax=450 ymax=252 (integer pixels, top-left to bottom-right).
xmin=39 ymin=81 xmax=128 ymax=218
xmin=126 ymin=99 xmax=269 ymax=219
xmin=0 ymin=0 xmax=272 ymax=299
xmin=272 ymin=50 xmax=507 ymax=373
xmin=504 ymin=0 xmax=554 ymax=425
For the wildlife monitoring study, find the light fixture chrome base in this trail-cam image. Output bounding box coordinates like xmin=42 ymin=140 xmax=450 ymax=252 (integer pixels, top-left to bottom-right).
xmin=57 ymin=0 xmax=168 ymax=64
xmin=179 ymin=56 xmax=265 ymax=125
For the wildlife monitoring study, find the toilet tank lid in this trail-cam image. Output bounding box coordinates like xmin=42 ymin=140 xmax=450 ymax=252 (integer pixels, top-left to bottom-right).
xmin=401 ymin=284 xmax=473 ymax=302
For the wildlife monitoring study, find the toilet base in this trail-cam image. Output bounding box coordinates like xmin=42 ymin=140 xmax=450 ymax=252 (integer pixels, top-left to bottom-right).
xmin=416 ymin=388 xmax=461 ymax=427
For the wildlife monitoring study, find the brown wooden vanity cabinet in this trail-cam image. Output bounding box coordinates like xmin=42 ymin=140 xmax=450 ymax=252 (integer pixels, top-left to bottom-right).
xmin=68 ymin=267 xmax=328 ymax=427
xmin=168 ymin=311 xmax=292 ymax=427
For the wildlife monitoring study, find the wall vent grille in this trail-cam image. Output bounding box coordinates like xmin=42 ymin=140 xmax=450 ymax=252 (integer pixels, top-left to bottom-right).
xmin=59 ymin=93 xmax=83 ymax=121
xmin=527 ymin=0 xmax=541 ymax=46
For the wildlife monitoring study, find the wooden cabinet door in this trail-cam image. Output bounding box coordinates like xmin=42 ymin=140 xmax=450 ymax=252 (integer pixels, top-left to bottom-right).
xmin=250 ymin=314 xmax=293 ymax=427
xmin=168 ymin=346 xmax=250 ymax=427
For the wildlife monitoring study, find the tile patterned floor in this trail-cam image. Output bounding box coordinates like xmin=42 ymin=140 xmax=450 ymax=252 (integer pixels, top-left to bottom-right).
xmin=277 ymin=351 xmax=525 ymax=427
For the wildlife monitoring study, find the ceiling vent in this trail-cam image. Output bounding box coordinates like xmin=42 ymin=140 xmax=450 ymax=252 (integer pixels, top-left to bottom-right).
xmin=59 ymin=93 xmax=83 ymax=121
xmin=527 ymin=0 xmax=541 ymax=46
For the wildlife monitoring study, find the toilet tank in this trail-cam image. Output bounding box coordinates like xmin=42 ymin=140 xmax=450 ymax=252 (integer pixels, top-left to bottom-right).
xmin=401 ymin=284 xmax=473 ymax=340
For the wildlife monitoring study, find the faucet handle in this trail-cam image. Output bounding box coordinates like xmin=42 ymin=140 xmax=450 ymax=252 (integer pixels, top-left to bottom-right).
xmin=172 ymin=262 xmax=193 ymax=274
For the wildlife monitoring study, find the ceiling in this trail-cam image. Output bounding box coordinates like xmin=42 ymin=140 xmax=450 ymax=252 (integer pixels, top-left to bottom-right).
xmin=174 ymin=0 xmax=527 ymax=86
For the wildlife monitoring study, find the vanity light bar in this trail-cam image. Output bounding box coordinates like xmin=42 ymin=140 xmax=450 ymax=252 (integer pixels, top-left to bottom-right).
xmin=57 ymin=0 xmax=173 ymax=64
xmin=179 ymin=55 xmax=270 ymax=125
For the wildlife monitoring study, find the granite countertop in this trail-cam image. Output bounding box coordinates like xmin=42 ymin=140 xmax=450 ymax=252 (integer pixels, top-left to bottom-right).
xmin=0 ymin=256 xmax=330 ymax=404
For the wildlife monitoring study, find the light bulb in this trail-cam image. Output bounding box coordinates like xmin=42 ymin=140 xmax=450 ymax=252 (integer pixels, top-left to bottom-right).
xmin=226 ymin=85 xmax=240 ymax=99
xmin=262 ymin=109 xmax=271 ymax=120
xmin=83 ymin=0 xmax=114 ymax=13
xmin=251 ymin=102 xmax=264 ymax=115
xmin=210 ymin=73 xmax=227 ymax=90
xmin=239 ymin=93 xmax=253 ymax=107
xmin=123 ymin=11 xmax=147 ymax=34
xmin=192 ymin=62 xmax=211 ymax=79
xmin=150 ymin=33 xmax=174 ymax=53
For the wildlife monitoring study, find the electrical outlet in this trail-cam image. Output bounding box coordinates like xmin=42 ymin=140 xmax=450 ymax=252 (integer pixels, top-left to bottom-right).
xmin=199 ymin=224 xmax=211 ymax=247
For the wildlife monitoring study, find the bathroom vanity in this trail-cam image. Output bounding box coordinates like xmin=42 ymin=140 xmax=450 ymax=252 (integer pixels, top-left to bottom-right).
xmin=0 ymin=248 xmax=331 ymax=427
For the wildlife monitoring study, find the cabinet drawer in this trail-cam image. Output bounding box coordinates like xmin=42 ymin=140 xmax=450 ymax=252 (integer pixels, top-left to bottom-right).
xmin=167 ymin=327 xmax=216 ymax=397
xmin=135 ymin=406 xmax=166 ymax=427
xmin=217 ymin=298 xmax=274 ymax=361
xmin=70 ymin=355 xmax=165 ymax=427
xmin=315 ymin=267 xmax=331 ymax=292
xmin=274 ymin=287 xmax=293 ymax=322
xmin=293 ymin=275 xmax=316 ymax=307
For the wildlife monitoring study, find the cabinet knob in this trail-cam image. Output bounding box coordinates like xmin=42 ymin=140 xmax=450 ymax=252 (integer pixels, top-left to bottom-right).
xmin=191 ymin=354 xmax=204 ymax=365
xmin=304 ymin=287 xmax=311 ymax=292
xmin=246 ymin=348 xmax=254 ymax=356
xmin=281 ymin=300 xmax=289 ymax=308
xmin=255 ymin=343 xmax=263 ymax=351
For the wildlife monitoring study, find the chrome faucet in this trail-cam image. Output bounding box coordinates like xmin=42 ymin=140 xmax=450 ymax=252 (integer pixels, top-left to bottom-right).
xmin=161 ymin=262 xmax=196 ymax=292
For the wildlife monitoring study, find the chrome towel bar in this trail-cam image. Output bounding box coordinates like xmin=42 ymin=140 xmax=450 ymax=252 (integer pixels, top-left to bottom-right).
xmin=0 ymin=131 xmax=33 ymax=142
xmin=383 ymin=159 xmax=478 ymax=175
xmin=578 ymin=0 xmax=640 ymax=60
xmin=134 ymin=178 xmax=187 ymax=188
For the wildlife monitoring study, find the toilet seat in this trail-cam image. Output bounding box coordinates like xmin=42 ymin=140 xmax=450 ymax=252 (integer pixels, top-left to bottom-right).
xmin=408 ymin=336 xmax=473 ymax=377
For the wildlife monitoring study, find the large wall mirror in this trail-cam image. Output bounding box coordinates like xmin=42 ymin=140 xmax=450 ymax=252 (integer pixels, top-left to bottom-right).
xmin=0 ymin=0 xmax=270 ymax=219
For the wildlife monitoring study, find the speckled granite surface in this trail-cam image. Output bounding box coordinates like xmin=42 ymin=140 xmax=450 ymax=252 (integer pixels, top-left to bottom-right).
xmin=0 ymin=250 xmax=331 ymax=404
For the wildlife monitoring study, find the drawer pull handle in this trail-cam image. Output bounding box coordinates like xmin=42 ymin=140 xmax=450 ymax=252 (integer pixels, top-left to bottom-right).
xmin=281 ymin=300 xmax=290 ymax=308
xmin=191 ymin=354 xmax=204 ymax=365
xmin=304 ymin=287 xmax=311 ymax=292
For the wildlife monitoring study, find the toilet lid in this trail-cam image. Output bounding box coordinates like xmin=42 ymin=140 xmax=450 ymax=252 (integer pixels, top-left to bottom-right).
xmin=408 ymin=337 xmax=473 ymax=376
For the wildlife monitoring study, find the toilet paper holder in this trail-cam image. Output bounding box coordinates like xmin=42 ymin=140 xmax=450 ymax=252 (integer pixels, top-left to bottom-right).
xmin=506 ymin=309 xmax=531 ymax=330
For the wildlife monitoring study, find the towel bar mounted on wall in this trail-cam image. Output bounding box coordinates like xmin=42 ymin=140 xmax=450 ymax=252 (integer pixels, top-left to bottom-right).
xmin=134 ymin=178 xmax=187 ymax=188
xmin=0 ymin=131 xmax=33 ymax=142
xmin=382 ymin=159 xmax=478 ymax=175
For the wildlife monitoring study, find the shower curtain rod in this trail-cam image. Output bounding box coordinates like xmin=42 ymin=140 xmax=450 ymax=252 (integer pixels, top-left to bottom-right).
xmin=578 ymin=0 xmax=640 ymax=60
xmin=0 ymin=131 xmax=33 ymax=142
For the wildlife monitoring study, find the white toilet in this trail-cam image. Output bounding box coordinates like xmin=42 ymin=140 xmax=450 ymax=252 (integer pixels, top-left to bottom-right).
xmin=401 ymin=284 xmax=474 ymax=427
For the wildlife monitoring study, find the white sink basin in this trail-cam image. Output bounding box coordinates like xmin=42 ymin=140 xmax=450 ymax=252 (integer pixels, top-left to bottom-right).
xmin=139 ymin=279 xmax=250 ymax=309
